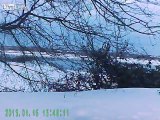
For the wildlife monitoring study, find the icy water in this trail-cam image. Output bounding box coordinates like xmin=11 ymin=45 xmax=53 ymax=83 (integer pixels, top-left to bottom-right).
xmin=2 ymin=32 xmax=160 ymax=56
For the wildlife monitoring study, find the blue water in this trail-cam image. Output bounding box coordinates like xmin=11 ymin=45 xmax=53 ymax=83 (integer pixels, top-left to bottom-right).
xmin=1 ymin=31 xmax=160 ymax=57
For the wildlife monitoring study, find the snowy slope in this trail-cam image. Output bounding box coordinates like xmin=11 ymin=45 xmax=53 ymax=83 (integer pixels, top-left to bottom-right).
xmin=0 ymin=88 xmax=160 ymax=120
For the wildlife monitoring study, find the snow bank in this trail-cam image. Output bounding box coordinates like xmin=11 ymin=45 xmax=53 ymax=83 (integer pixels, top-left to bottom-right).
xmin=0 ymin=88 xmax=160 ymax=120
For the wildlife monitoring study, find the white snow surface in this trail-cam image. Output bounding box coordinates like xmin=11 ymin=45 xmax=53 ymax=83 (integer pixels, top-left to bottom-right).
xmin=0 ymin=88 xmax=160 ymax=120
xmin=1 ymin=51 xmax=160 ymax=91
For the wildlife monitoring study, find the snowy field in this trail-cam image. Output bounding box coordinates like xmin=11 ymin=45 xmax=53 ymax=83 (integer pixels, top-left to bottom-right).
xmin=1 ymin=53 xmax=160 ymax=120
xmin=0 ymin=88 xmax=160 ymax=120
xmin=0 ymin=0 xmax=160 ymax=119
xmin=1 ymin=50 xmax=160 ymax=91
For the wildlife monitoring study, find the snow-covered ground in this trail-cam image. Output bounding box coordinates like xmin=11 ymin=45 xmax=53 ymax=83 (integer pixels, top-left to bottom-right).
xmin=0 ymin=1 xmax=160 ymax=119
xmin=1 ymin=50 xmax=160 ymax=91
xmin=0 ymin=88 xmax=160 ymax=120
xmin=117 ymin=57 xmax=160 ymax=69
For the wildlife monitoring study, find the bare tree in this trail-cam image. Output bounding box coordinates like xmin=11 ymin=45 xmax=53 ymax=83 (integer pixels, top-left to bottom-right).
xmin=0 ymin=0 xmax=159 ymax=91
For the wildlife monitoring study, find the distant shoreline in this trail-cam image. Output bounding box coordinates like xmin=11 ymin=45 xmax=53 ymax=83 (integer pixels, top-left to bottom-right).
xmin=0 ymin=46 xmax=160 ymax=61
